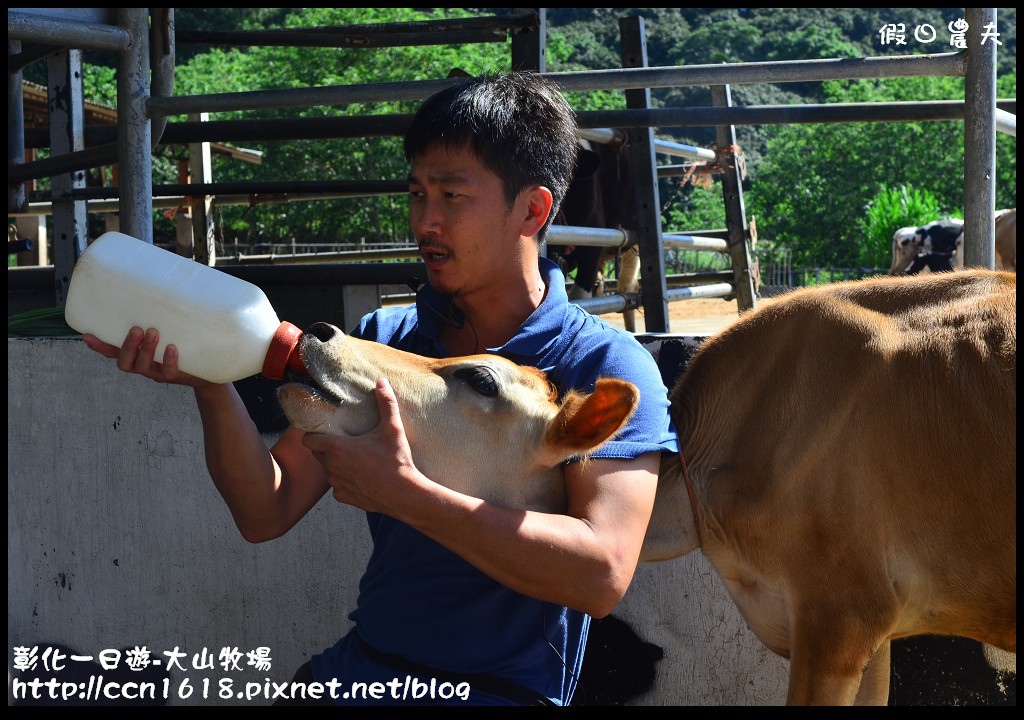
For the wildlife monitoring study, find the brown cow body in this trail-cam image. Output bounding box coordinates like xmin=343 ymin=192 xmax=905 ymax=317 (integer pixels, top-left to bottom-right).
xmin=644 ymin=269 xmax=1016 ymax=704
xmin=276 ymin=270 xmax=1016 ymax=706
xmin=549 ymin=139 xmax=642 ymax=330
xmin=995 ymin=207 xmax=1016 ymax=271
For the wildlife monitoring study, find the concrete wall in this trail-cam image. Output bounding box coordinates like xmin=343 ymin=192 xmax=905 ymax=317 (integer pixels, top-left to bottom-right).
xmin=8 ymin=337 xmax=364 ymax=706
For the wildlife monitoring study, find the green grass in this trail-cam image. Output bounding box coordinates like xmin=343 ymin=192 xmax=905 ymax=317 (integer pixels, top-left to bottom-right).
xmin=7 ymin=307 xmax=79 ymax=337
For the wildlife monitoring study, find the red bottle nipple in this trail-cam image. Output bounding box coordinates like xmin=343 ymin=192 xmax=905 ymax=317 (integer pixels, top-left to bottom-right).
xmin=261 ymin=321 xmax=306 ymax=379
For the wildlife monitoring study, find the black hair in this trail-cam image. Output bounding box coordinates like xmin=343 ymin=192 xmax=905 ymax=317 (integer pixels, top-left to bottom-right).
xmin=404 ymin=72 xmax=579 ymax=242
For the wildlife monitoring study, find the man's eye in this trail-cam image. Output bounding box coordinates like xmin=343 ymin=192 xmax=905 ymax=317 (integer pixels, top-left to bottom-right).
xmin=453 ymin=367 xmax=499 ymax=398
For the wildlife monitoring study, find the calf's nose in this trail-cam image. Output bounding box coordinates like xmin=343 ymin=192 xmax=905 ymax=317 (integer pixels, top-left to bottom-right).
xmin=304 ymin=322 xmax=338 ymax=343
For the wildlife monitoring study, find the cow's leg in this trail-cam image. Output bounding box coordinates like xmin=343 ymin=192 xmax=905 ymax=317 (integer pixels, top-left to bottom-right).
xmin=618 ymin=246 xmax=640 ymax=332
xmin=853 ymin=639 xmax=891 ymax=706
xmin=905 ymin=256 xmax=928 ymax=275
xmin=786 ymin=627 xmax=873 ymax=704
xmin=573 ymin=246 xmax=603 ymax=295
xmin=926 ymin=254 xmax=954 ymax=273
xmin=785 ymin=579 xmax=899 ymax=705
xmin=568 ymin=284 xmax=593 ymax=300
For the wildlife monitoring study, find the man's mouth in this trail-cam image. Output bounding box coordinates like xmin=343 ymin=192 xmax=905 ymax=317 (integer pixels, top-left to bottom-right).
xmin=419 ymin=243 xmax=451 ymax=263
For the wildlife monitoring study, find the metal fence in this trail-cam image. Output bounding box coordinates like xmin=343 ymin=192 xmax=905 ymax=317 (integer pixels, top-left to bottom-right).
xmin=7 ymin=7 xmax=1008 ymax=333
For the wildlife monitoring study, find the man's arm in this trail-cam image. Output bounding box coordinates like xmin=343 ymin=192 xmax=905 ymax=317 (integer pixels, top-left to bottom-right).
xmin=302 ymin=377 xmax=659 ymax=618
xmin=84 ymin=327 xmax=330 ymax=543
xmin=195 ymin=386 xmax=331 ymax=542
xmin=436 ymin=453 xmax=661 ymax=618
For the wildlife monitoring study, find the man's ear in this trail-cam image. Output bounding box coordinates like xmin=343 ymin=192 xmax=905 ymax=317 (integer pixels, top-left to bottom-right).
xmin=519 ymin=185 xmax=554 ymax=239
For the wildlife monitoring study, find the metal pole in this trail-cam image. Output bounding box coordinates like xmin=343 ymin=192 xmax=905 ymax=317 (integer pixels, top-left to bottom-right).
xmin=963 ymin=8 xmax=998 ymax=269
xmin=620 ymin=15 xmax=670 ymax=333
xmin=711 ymin=84 xmax=757 ymax=312
xmin=116 ymin=8 xmax=154 ymax=242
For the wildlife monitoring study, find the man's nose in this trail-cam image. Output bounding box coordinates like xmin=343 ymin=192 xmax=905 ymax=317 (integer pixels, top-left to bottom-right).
xmin=412 ymin=196 xmax=443 ymax=236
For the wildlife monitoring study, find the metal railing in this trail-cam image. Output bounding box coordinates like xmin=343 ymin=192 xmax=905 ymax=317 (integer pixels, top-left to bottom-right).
xmin=7 ymin=8 xmax=1008 ymax=332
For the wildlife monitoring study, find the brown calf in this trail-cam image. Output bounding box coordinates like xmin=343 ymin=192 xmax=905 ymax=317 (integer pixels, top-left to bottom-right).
xmin=644 ymin=269 xmax=1016 ymax=704
xmin=994 ymin=208 xmax=1016 ymax=271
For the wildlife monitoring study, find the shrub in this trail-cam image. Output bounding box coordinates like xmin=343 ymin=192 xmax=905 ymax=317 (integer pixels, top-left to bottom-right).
xmin=861 ymin=185 xmax=951 ymax=267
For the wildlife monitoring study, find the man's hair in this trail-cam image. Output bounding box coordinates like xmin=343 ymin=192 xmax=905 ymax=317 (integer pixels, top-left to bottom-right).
xmin=404 ymin=72 xmax=579 ymax=242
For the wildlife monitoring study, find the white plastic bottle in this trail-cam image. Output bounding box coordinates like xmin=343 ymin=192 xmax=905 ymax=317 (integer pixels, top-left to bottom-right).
xmin=65 ymin=231 xmax=304 ymax=384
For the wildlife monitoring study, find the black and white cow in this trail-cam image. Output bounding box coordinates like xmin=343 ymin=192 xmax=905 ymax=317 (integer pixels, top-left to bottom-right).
xmin=887 ymin=218 xmax=964 ymax=275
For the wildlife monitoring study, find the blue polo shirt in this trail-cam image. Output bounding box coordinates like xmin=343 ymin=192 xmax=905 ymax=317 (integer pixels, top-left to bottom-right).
xmin=310 ymin=257 xmax=677 ymax=705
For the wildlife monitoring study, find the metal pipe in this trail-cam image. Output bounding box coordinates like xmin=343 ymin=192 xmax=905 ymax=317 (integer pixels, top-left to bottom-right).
xmin=571 ymin=292 xmax=641 ymax=315
xmin=661 ymin=234 xmax=729 ymax=252
xmin=652 ymin=138 xmax=717 ymax=162
xmin=665 ymin=283 xmax=735 ymax=301
xmin=995 ymin=108 xmax=1016 ymax=137
xmin=25 ymin=100 xmax=1007 ymax=157
xmin=172 ymin=11 xmax=536 ymax=49
xmin=214 ymin=262 xmax=427 ymax=285
xmin=34 ymin=179 xmax=407 ymax=203
xmin=963 ymin=8 xmax=998 ymax=269
xmin=577 ymin=127 xmax=626 ymax=146
xmin=145 ymin=53 xmax=966 ymax=118
xmin=7 ymin=9 xmax=130 ymax=52
xmin=9 ymin=145 xmax=122 ymax=186
xmin=24 ymin=115 xmax=411 ymax=147
xmin=579 ymin=100 xmax=988 ymax=129
xmin=15 ymin=190 xmax=398 ymax=215
xmin=548 ymin=53 xmax=965 ymax=91
xmin=115 ymin=8 xmax=153 ymax=242
xmin=146 ymin=77 xmax=467 ymax=117
xmin=8 ymin=37 xmax=26 ymax=214
xmin=546 ymin=225 xmax=632 ymax=249
xmin=222 ymin=247 xmax=421 ymax=265
xmin=579 ymin=127 xmax=713 ymax=161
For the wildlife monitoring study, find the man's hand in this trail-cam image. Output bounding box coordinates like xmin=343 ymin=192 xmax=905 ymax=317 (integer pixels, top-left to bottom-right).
xmin=302 ymin=377 xmax=426 ymax=513
xmin=82 ymin=327 xmax=212 ymax=388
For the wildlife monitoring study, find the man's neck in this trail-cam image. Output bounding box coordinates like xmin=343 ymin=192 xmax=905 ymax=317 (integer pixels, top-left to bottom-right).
xmin=444 ymin=271 xmax=547 ymax=355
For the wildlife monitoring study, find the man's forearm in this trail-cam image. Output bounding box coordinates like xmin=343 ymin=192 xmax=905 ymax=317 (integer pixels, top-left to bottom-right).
xmin=193 ymin=383 xmax=281 ymax=533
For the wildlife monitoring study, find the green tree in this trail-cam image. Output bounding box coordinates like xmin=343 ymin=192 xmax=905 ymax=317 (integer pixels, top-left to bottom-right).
xmin=165 ymin=8 xmax=510 ymax=251
xmin=57 ymin=8 xmax=1014 ymax=264
xmin=745 ymin=73 xmax=1015 ymax=268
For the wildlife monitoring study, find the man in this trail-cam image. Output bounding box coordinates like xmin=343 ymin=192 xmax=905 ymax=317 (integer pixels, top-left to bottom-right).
xmin=83 ymin=72 xmax=677 ymax=706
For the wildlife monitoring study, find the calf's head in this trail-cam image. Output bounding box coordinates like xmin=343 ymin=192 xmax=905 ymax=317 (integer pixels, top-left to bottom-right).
xmin=277 ymin=322 xmax=639 ymax=511
xmin=887 ymin=226 xmax=923 ymax=275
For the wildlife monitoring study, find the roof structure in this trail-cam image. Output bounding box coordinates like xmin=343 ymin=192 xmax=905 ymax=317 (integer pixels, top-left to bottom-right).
xmin=21 ymin=79 xmax=262 ymax=164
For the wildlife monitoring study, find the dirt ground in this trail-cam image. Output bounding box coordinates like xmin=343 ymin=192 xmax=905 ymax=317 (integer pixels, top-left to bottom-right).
xmin=600 ymin=296 xmax=743 ymax=335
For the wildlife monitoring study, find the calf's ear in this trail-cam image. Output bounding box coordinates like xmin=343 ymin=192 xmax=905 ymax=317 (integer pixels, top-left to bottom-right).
xmin=542 ymin=378 xmax=639 ymax=460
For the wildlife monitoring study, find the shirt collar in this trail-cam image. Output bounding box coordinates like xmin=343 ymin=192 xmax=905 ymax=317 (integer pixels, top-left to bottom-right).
xmin=415 ymin=257 xmax=569 ymax=360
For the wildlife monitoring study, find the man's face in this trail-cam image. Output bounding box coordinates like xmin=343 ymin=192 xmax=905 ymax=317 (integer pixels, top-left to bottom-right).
xmin=408 ymin=144 xmax=526 ymax=298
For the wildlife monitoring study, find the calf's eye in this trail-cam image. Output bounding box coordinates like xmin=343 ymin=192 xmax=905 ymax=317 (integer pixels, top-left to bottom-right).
xmin=453 ymin=367 xmax=499 ymax=398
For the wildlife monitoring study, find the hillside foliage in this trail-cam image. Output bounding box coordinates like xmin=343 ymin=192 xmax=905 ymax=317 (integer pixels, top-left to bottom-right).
xmin=27 ymin=8 xmax=1017 ymax=270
